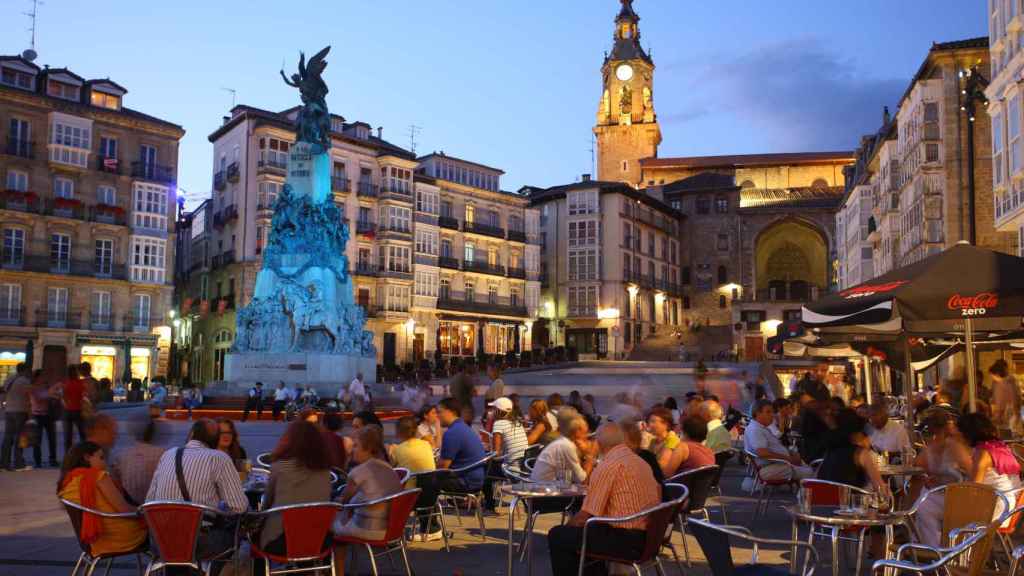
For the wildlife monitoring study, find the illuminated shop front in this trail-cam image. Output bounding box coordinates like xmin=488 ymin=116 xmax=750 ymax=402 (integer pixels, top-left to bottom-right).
xmin=0 ymin=350 xmax=25 ymax=383
xmin=438 ymin=319 xmax=522 ymax=357
xmin=80 ymin=345 xmax=117 ymax=381
xmin=439 ymin=321 xmax=476 ymax=356
xmin=484 ymin=323 xmax=518 ymax=355
xmin=130 ymin=347 xmax=151 ymax=381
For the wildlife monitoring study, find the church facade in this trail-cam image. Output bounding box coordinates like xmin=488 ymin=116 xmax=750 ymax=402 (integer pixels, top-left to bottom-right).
xmin=585 ymin=0 xmax=854 ymax=359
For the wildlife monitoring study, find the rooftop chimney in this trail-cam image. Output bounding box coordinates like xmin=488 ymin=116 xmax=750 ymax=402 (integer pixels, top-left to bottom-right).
xmin=377 ymin=126 xmax=383 ymax=139
xmin=222 ymin=116 xmax=230 ymax=125
xmin=582 ymin=173 xmax=592 ymax=182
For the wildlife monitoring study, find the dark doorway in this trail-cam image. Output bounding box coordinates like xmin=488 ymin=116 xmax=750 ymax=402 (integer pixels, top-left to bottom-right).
xmin=383 ymin=333 xmax=397 ymax=367
xmin=413 ymin=333 xmax=424 ymax=362
xmin=42 ymin=345 xmax=67 ymax=385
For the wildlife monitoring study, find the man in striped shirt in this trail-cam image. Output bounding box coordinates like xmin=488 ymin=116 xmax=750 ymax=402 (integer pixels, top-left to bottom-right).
xmin=547 ymin=423 xmax=661 ymax=575
xmin=146 ymin=419 xmax=248 ymax=564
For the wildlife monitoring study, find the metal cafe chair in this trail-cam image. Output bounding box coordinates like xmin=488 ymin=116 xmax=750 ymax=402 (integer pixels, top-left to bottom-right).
xmin=871 ymin=521 xmax=991 ymax=575
xmin=334 ymin=488 xmax=422 ymax=576
xmin=575 ymin=483 xmax=690 ymax=576
xmin=744 ymin=450 xmax=798 ymax=517
xmin=60 ymin=498 xmax=150 ymax=576
xmin=689 ymin=517 xmax=820 ymax=576
xmin=797 ymin=479 xmax=875 ymax=576
xmin=139 ymin=500 xmax=230 ymax=576
xmin=500 ymin=461 xmax=580 ymax=563
xmin=255 ymin=452 xmax=273 ymax=468
xmin=246 ymin=501 xmax=344 ymax=576
xmin=405 ymin=469 xmax=452 ymax=552
xmin=437 ymin=452 xmax=495 ymax=541
xmin=665 ymin=465 xmax=719 ymax=567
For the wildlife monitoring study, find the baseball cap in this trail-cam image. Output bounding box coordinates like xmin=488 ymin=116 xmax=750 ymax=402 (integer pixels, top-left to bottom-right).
xmin=488 ymin=397 xmax=513 ymax=412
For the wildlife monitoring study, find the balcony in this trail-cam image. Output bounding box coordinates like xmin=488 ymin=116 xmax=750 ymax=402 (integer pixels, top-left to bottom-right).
xmin=12 ymin=254 xmax=128 ymax=279
xmin=380 ymin=183 xmax=413 ymax=202
xmin=437 ymin=294 xmax=528 ymax=317
xmin=356 ymin=181 xmax=378 ymax=198
xmin=221 ymin=249 xmax=236 ymax=265
xmin=463 ymin=221 xmax=505 ymax=239
xmin=90 ymin=204 xmax=127 ymax=226
xmin=96 ymin=156 xmax=120 ymax=174
xmin=507 ymin=229 xmax=527 ymax=243
xmin=4 ymin=137 xmax=34 ymax=159
xmin=123 ymin=314 xmax=159 ymax=333
xmin=46 ymin=198 xmax=87 ymax=220
xmin=34 ymin=308 xmax=83 ymax=329
xmin=356 ymin=221 xmax=376 ymax=236
xmin=463 ymin=259 xmax=505 ymax=277
xmin=439 ymin=216 xmax=460 ymax=230
xmin=213 ymin=170 xmax=227 ymax=191
xmin=213 ymin=205 xmax=238 ymax=228
xmin=568 ymin=305 xmax=598 ymax=318
xmin=332 ymin=177 xmax=351 ymax=193
xmin=352 ymin=262 xmax=377 ymax=277
xmin=257 ymin=158 xmax=288 ymax=174
xmin=131 ymin=161 xmax=175 ymax=184
xmin=226 ymin=162 xmax=240 ymax=183
xmin=0 ymin=307 xmax=24 ymax=327
xmin=742 ymin=284 xmax=828 ymax=303
xmin=439 ymin=256 xmax=461 ymax=270
xmin=1 ymin=190 xmax=40 ymax=213
xmin=379 ymin=224 xmax=412 ymax=239
xmin=377 ymin=265 xmax=413 ymax=280
xmin=507 ymin=267 xmax=526 ymax=279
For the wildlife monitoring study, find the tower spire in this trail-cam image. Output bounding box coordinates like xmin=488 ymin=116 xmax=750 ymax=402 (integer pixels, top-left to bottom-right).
xmin=608 ymin=0 xmax=650 ymax=64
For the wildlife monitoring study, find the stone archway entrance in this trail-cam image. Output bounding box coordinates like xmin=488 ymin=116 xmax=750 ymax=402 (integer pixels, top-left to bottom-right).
xmin=754 ymin=219 xmax=828 ymax=301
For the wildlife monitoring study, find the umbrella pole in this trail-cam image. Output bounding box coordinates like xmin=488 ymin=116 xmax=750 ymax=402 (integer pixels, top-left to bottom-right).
xmin=864 ymin=356 xmax=873 ymax=402
xmin=903 ymin=336 xmax=916 ymax=437
xmin=965 ymin=317 xmax=977 ymax=413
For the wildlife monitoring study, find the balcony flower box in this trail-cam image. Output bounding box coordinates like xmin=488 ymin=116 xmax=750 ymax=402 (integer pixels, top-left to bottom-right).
xmin=95 ymin=203 xmax=125 ymax=216
xmin=5 ymin=189 xmax=38 ymax=203
xmin=54 ymin=197 xmax=84 ymax=210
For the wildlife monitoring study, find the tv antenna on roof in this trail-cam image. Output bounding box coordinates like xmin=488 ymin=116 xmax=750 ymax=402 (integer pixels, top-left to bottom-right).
xmin=408 ymin=124 xmax=422 ymax=155
xmin=22 ymin=0 xmax=42 ymax=61
xmin=221 ymin=87 xmax=237 ymax=109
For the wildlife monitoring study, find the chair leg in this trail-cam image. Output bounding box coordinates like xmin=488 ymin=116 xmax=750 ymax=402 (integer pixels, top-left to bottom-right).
xmin=399 ymin=540 xmax=413 ymax=576
xmin=475 ymin=494 xmax=486 ymax=541
xmin=84 ymin=559 xmax=98 ymax=576
xmin=680 ymin=518 xmax=692 ymax=568
xmin=830 ymin=525 xmax=840 ymax=576
xmin=365 ymin=543 xmax=379 ymax=576
xmin=135 ymin=554 xmax=143 ymax=576
xmin=330 ymin=548 xmax=338 ymax=576
xmin=665 ymin=541 xmax=684 ymax=576
xmin=103 ymin=558 xmax=113 ymax=576
xmin=653 ymin=557 xmax=668 ymax=576
xmin=71 ymin=552 xmax=86 ymax=576
xmin=437 ymin=503 xmax=451 ymax=552
xmin=854 ymin=529 xmax=866 ymax=576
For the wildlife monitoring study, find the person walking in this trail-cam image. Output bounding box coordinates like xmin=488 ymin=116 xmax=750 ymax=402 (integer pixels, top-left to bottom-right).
xmin=348 ymin=373 xmax=369 ymax=413
xmin=61 ymin=365 xmax=87 ymax=456
xmin=272 ymin=382 xmax=290 ymax=421
xmin=30 ymin=369 xmax=60 ymax=468
xmin=242 ymin=382 xmax=265 ymax=422
xmin=1 ymin=363 xmax=32 ymax=471
xmin=78 ymin=362 xmax=99 ymax=420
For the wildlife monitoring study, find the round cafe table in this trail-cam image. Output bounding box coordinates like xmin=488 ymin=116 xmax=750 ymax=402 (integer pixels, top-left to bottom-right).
xmin=500 ymin=482 xmax=587 ymax=576
xmin=784 ymin=505 xmax=911 ymax=576
xmin=877 ymin=465 xmax=926 ymax=478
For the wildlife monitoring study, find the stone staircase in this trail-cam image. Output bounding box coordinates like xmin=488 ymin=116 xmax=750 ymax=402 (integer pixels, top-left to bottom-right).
xmin=627 ymin=330 xmax=682 ymax=362
xmin=626 ymin=324 xmax=736 ymax=362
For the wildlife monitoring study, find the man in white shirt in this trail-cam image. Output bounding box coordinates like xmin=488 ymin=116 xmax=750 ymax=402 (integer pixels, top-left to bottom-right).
xmin=348 ymin=372 xmax=369 ymax=412
xmin=866 ymin=402 xmax=911 ymax=454
xmin=743 ymin=400 xmax=813 ymax=482
xmin=531 ymin=414 xmax=595 ymax=483
xmin=271 ymin=382 xmax=290 ymax=421
xmin=699 ymin=399 xmax=734 ymax=454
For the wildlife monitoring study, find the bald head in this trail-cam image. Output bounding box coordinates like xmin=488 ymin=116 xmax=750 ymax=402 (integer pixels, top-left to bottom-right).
xmin=698 ymin=399 xmax=723 ymax=422
xmin=595 ymin=422 xmax=625 ymax=453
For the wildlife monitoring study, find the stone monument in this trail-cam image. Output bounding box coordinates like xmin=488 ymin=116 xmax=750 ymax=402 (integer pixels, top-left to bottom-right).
xmin=223 ymin=46 xmax=376 ymax=391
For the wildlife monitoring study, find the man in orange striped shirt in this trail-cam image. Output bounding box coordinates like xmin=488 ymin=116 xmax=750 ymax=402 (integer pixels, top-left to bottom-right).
xmin=547 ymin=423 xmax=661 ymax=575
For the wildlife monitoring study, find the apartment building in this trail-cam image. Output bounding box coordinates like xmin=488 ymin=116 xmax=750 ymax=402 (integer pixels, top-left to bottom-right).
xmin=174 ymin=106 xmax=539 ymax=383
xmin=988 ymin=0 xmax=1024 ymax=254
xmin=527 ymin=178 xmax=683 ymax=359
xmin=0 ymin=54 xmax=182 ymax=383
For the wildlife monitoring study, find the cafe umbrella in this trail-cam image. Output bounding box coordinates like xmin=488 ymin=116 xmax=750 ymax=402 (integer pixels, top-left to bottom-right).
xmin=801 ymin=242 xmax=1024 ymax=413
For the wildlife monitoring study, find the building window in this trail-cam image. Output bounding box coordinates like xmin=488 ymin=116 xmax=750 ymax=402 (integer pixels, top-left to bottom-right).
xmin=623 ymin=222 xmax=631 ymax=247
xmin=567 ymin=190 xmax=598 ymax=215
xmin=132 ymin=294 xmax=151 ymax=328
xmin=97 ymin=185 xmax=116 ymax=206
xmin=681 ymin=266 xmax=691 ymax=285
xmin=132 ymin=182 xmax=169 ymax=231
xmin=568 ymin=248 xmax=599 ymax=280
xmin=568 ymin=285 xmax=599 ymax=316
xmin=54 ymin=176 xmax=74 ymax=199
xmin=464 ymin=281 xmax=475 ymax=303
xmin=717 ymin=265 xmax=727 ymax=284
xmin=696 ymin=196 xmax=710 ymax=214
xmin=95 ymin=239 xmax=113 ymax=276
xmin=464 ymin=242 xmax=475 ymax=262
xmin=1 ymin=67 xmax=34 ymax=90
xmin=714 ymin=196 xmax=728 ymax=213
xmin=414 ymin=270 xmax=438 ymax=297
xmin=994 ymin=111 xmax=1006 ymax=187
xmin=719 ymin=294 xmax=727 ymax=308
xmin=49 ymin=116 xmax=92 ymax=168
xmin=51 ymin=233 xmax=71 ymax=273
xmin=2 ymin=229 xmax=24 ymax=267
xmin=510 ymin=286 xmax=521 ymax=308
xmin=1011 ymin=95 xmax=1022 ymax=176
xmin=383 ymin=245 xmax=411 ymax=273
xmin=383 ymin=205 xmax=411 ymax=232
xmin=0 ymin=284 xmax=20 ymax=319
xmin=568 ymin=220 xmax=599 ymax=246
xmin=381 ymin=166 xmax=411 ymax=194
xmin=47 ymin=80 xmax=80 ymax=101
xmin=415 ymin=229 xmax=438 ymax=255
xmin=5 ymin=169 xmax=28 ymax=192
xmin=90 ymin=91 xmax=121 ymax=110
xmin=92 ymin=291 xmax=112 ymax=327
xmin=258 ymin=181 xmax=281 ymax=209
xmin=384 ymin=285 xmax=410 ymax=312
xmin=130 ymin=237 xmax=166 ymax=284
xmin=416 ymin=188 xmax=438 ymax=214
xmin=717 ymin=233 xmax=729 ymax=252
xmin=488 ymin=284 xmax=498 ymax=304
xmin=670 ymin=241 xmax=677 ymax=264
xmin=47 ymin=287 xmax=68 ymax=323
xmin=258 ymin=137 xmax=290 ymax=168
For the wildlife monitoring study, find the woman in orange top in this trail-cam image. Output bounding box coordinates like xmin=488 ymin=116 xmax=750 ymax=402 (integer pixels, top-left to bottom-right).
xmin=57 ymin=441 xmax=146 ymax=556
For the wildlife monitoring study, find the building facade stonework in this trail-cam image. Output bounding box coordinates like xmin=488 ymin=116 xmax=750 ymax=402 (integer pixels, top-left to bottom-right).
xmin=0 ymin=54 xmax=182 ymax=385
xmin=987 ymin=0 xmax=1024 ymax=254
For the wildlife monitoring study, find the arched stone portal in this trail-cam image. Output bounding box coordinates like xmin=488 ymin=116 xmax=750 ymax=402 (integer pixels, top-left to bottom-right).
xmin=754 ymin=219 xmax=828 ymax=298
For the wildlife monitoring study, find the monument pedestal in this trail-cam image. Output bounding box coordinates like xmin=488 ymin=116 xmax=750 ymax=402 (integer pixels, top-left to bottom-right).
xmin=217 ymin=352 xmax=376 ymax=397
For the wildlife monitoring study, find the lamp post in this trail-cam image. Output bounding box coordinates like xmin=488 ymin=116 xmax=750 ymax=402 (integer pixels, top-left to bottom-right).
xmin=959 ymin=65 xmax=989 ymax=245
xmin=168 ymin=309 xmax=178 ymax=387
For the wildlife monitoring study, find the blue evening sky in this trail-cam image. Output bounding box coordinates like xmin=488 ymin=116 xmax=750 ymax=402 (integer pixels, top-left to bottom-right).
xmin=2 ymin=1 xmax=986 ymax=205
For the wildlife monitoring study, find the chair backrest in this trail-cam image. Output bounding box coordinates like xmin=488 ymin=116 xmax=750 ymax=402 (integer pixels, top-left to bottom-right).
xmin=800 ymin=479 xmax=867 ymax=507
xmin=140 ymin=502 xmax=205 ymax=565
xmin=61 ymin=501 xmax=91 ymax=556
xmin=383 ymin=488 xmax=422 ymax=542
xmin=280 ymin=503 xmax=339 ymax=560
xmin=1001 ymin=488 xmax=1024 ymax=535
xmin=450 ymin=451 xmax=495 ymax=474
xmin=637 ymin=483 xmax=689 ymax=564
xmin=256 ymin=452 xmax=273 ymax=468
xmin=941 ymin=482 xmax=999 ymax=547
xmin=688 ymin=519 xmax=736 ymax=575
xmin=393 ymin=467 xmax=410 ymax=485
xmin=670 ymin=465 xmax=718 ymax=512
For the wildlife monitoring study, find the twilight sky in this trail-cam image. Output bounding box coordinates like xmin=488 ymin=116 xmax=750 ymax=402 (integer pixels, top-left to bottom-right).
xmin=1 ymin=1 xmax=987 ymax=205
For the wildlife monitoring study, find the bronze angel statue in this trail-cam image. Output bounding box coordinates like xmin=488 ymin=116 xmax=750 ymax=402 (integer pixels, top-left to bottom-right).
xmin=281 ymin=46 xmax=332 ymax=152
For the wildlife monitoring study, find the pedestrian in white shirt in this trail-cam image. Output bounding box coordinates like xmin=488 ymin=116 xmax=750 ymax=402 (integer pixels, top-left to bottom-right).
xmin=349 ymin=373 xmax=368 ymax=412
xmin=866 ymin=402 xmax=911 ymax=455
xmin=272 ymin=382 xmax=290 ymax=421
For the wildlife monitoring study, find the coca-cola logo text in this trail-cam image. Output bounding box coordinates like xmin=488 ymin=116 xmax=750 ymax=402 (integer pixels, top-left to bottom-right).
xmin=840 ymin=280 xmax=908 ymax=299
xmin=947 ymin=292 xmax=999 ymax=316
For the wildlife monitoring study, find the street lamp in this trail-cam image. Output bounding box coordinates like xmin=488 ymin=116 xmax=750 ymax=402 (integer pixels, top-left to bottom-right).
xmin=959 ymin=65 xmax=989 ymax=245
xmin=405 ymin=318 xmax=416 ymax=363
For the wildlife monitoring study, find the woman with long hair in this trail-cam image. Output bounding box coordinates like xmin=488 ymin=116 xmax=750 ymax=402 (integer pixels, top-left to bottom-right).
xmin=215 ymin=418 xmax=247 ymax=471
xmin=527 ymin=399 xmax=559 ymax=446
xmin=57 ymin=442 xmax=146 ymax=556
xmin=259 ymin=420 xmax=333 ymax=559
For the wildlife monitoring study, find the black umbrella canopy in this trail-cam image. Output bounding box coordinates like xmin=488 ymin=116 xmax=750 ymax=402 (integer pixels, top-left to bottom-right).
xmin=803 ymin=242 xmax=1024 ymax=334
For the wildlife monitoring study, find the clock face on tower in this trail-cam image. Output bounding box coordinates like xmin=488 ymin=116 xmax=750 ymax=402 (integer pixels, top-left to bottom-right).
xmin=615 ymin=63 xmax=634 ymax=81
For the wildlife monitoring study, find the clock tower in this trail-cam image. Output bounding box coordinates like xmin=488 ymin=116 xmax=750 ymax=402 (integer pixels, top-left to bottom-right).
xmin=594 ymin=0 xmax=661 ymax=186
